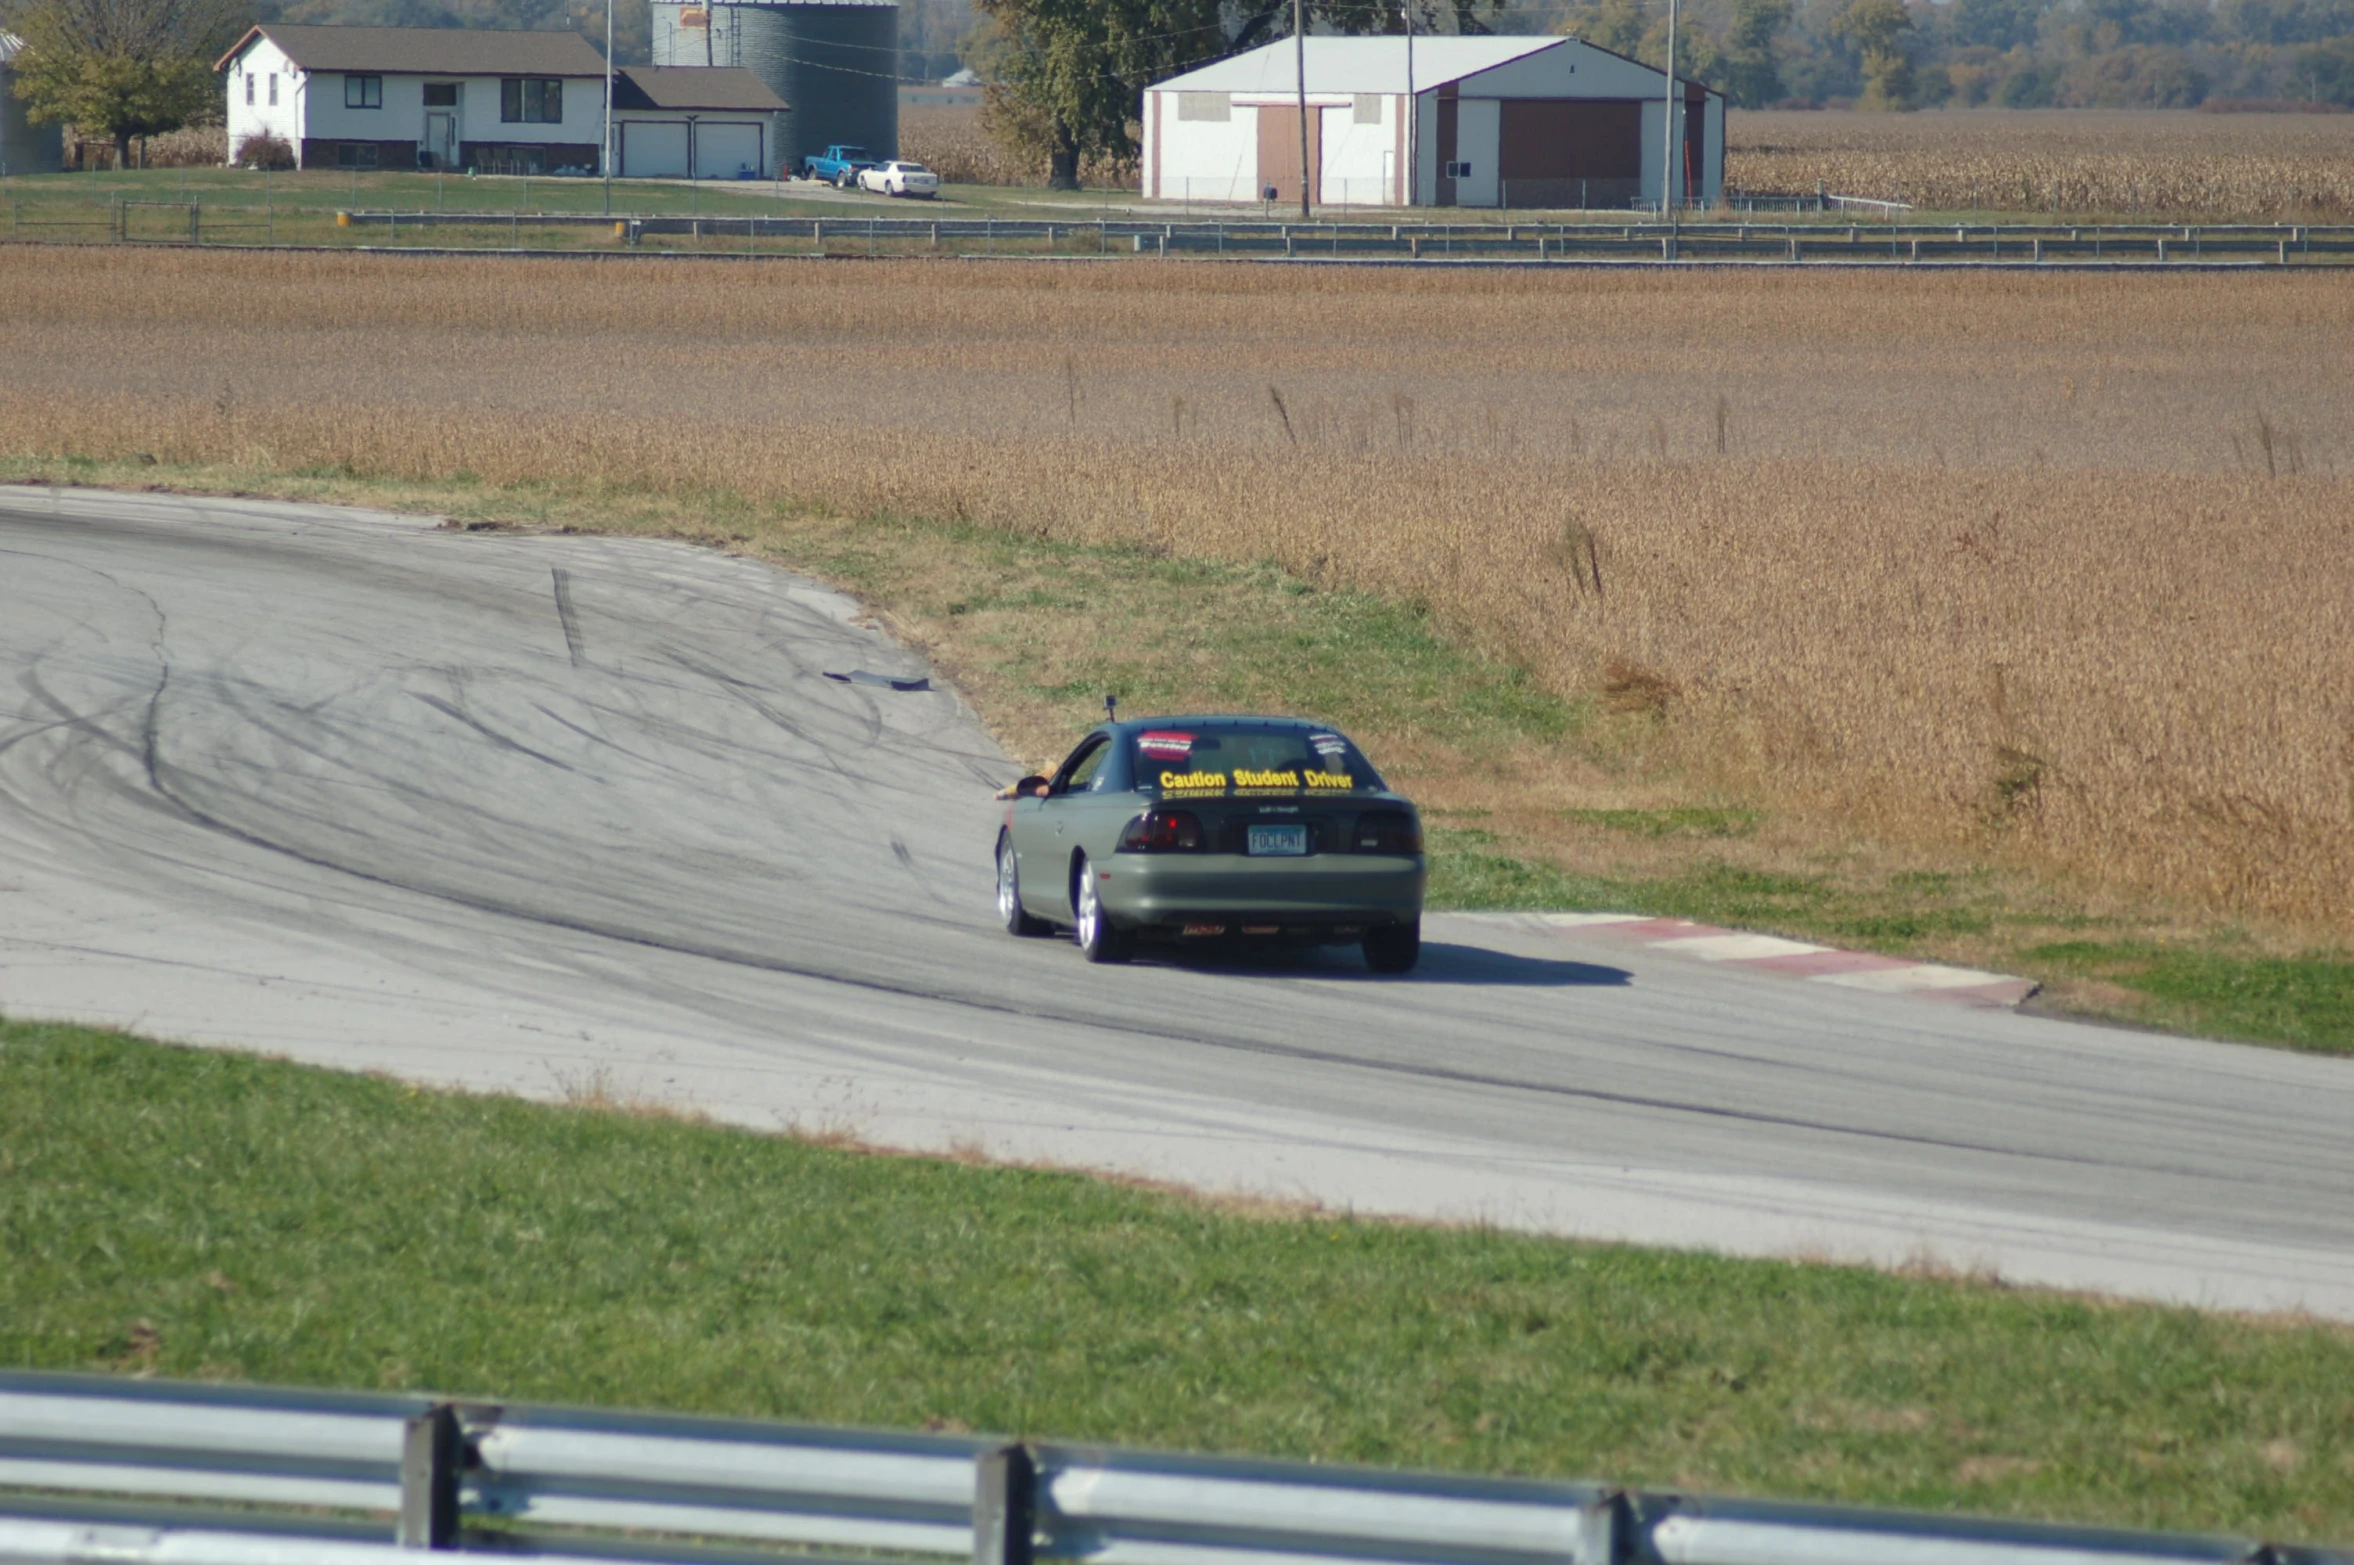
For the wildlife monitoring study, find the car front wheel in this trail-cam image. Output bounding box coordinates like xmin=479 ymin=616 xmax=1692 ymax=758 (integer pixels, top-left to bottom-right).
xmin=1364 ymin=919 xmax=1420 ymax=975
xmin=997 ymin=834 xmax=1051 ymax=937
xmin=1073 ymin=856 xmax=1129 ymax=963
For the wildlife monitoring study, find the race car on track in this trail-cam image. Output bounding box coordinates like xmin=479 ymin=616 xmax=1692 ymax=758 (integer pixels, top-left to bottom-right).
xmin=994 ymin=715 xmax=1426 ymax=973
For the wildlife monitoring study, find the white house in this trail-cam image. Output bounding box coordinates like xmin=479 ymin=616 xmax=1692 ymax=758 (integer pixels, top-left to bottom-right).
xmin=1142 ymin=35 xmax=1723 ymax=210
xmin=217 ymin=23 xmax=609 ymax=174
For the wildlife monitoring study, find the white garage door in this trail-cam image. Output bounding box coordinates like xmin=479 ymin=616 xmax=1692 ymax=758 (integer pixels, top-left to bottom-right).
xmin=695 ymin=122 xmax=761 ymax=180
xmin=623 ymin=121 xmax=688 ymax=178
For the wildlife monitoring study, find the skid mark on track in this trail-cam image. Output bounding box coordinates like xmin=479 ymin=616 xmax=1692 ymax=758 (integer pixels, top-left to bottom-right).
xmin=411 ymin=690 xmax=573 ymax=771
xmin=551 ymin=567 xmax=586 ymax=668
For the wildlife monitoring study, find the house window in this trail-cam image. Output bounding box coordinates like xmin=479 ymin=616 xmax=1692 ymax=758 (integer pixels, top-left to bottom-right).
xmin=1176 ymin=91 xmax=1228 ymax=122
xmin=423 ymin=82 xmax=458 ymax=107
xmin=335 ymin=142 xmax=380 ymax=168
xmin=1353 ymin=92 xmax=1382 ymax=123
xmin=501 ymin=77 xmax=563 ymax=124
xmin=345 ymin=73 xmax=382 ymax=109
xmin=245 ymin=73 xmax=254 ymax=106
xmin=268 ymin=73 xmax=278 ymax=106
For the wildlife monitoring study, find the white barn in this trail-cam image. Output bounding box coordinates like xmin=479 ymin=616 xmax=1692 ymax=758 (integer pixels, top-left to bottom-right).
xmin=1143 ymin=35 xmax=1722 ymax=210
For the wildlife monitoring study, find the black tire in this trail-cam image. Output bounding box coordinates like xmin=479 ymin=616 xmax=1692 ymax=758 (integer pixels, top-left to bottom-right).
xmin=1364 ymin=919 xmax=1421 ymax=975
xmin=1073 ymin=855 xmax=1130 ymax=964
xmin=996 ymin=834 xmax=1051 ymax=937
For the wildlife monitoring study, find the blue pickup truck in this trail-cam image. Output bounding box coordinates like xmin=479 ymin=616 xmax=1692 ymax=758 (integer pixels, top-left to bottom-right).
xmin=801 ymin=145 xmax=879 ymax=187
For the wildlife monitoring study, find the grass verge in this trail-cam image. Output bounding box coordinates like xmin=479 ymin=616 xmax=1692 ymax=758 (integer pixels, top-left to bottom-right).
xmin=5 ymin=453 xmax=2351 ymax=1054
xmin=4 ymin=1018 xmax=2351 ymax=1541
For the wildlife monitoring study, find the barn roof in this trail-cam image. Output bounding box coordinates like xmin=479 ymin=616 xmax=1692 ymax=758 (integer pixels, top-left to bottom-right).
xmin=1153 ymin=36 xmax=1558 ymax=95
xmin=216 ymin=24 xmax=608 ymax=77
xmin=614 ymin=66 xmax=786 ymax=112
xmin=1151 ymin=34 xmax=1716 ymax=97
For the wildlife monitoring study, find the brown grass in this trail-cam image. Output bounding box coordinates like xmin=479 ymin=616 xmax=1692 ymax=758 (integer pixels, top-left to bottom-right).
xmin=1728 ymin=108 xmax=2354 ymax=219
xmin=4 ymin=248 xmax=2351 ymax=933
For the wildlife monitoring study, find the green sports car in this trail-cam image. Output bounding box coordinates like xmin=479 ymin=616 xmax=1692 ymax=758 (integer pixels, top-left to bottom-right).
xmin=993 ymin=715 xmax=1426 ymax=973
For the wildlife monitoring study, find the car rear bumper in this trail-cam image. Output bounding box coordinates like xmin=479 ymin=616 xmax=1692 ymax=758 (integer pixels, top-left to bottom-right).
xmin=1098 ymin=854 xmax=1425 ymax=931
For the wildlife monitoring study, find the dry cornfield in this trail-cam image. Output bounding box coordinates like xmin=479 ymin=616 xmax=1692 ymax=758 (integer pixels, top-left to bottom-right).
xmin=1728 ymin=108 xmax=2354 ymax=219
xmin=3 ymin=249 xmax=2350 ymax=930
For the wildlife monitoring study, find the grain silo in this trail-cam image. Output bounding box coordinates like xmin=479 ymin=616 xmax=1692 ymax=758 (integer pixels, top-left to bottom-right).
xmin=1 ymin=34 xmax=66 ymax=175
xmin=651 ymin=0 xmax=896 ymax=173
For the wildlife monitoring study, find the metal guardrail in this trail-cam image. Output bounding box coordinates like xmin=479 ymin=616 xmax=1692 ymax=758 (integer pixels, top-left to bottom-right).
xmin=6 ymin=203 xmax=2353 ymax=263
xmin=3 ymin=1372 xmax=2348 ymax=1565
xmin=320 ymin=210 xmax=2354 ymax=265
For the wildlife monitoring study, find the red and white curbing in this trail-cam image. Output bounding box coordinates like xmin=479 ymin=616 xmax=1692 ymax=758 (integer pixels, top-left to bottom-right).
xmin=1460 ymin=911 xmax=2039 ymax=1008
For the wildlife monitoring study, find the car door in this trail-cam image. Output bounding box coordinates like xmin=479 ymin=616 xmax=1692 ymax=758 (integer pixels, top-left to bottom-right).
xmin=1010 ymin=731 xmax=1110 ymax=919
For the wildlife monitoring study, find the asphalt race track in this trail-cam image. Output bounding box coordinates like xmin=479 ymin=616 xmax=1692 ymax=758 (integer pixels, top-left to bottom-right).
xmin=5 ymin=489 xmax=2351 ymax=1318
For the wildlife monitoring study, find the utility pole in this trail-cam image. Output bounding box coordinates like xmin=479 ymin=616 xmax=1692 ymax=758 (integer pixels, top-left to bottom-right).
xmin=1402 ymin=0 xmax=1414 ymax=207
xmin=1661 ymin=0 xmax=1680 ymax=254
xmin=1295 ymin=0 xmax=1311 ymax=219
xmin=602 ymin=0 xmax=615 ymax=213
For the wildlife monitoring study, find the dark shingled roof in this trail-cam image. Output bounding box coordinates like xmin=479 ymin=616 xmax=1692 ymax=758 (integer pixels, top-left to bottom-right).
xmin=219 ymin=23 xmax=608 ymax=77
xmin=613 ymin=66 xmax=787 ymax=112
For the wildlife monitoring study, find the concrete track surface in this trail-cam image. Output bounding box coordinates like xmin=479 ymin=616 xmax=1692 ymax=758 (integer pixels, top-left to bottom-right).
xmin=5 ymin=489 xmax=2351 ymax=1318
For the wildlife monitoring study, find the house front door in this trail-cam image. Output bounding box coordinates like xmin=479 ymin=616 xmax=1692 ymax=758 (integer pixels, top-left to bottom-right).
xmin=423 ymin=110 xmax=459 ymax=170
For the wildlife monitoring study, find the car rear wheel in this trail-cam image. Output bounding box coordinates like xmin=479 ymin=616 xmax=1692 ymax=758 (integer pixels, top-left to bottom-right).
xmin=1073 ymin=856 xmax=1129 ymax=963
xmin=1364 ymin=919 xmax=1420 ymax=975
xmin=997 ymin=834 xmax=1051 ymax=937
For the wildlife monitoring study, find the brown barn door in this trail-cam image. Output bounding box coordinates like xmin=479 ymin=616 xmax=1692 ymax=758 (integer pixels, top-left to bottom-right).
xmin=1682 ymin=89 xmax=1706 ymax=202
xmin=1497 ymin=99 xmax=1641 ymax=208
xmin=1256 ymin=105 xmax=1323 ymax=205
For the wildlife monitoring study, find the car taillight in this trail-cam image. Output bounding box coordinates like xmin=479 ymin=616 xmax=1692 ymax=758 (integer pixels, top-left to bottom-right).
xmin=1119 ymin=809 xmax=1205 ymax=852
xmin=1355 ymin=810 xmax=1422 ymax=854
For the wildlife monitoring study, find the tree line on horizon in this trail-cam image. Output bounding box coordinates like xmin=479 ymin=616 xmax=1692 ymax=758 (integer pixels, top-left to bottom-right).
xmin=6 ymin=0 xmax=2352 ymax=176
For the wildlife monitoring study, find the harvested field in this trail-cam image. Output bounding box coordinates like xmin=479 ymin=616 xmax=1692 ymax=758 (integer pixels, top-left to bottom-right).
xmin=3 ymin=250 xmax=2350 ymax=933
xmin=1728 ymin=108 xmax=2354 ymax=220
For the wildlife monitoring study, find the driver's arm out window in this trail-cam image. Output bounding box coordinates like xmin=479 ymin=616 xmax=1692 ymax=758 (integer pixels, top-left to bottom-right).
xmin=1053 ymin=738 xmax=1109 ymax=794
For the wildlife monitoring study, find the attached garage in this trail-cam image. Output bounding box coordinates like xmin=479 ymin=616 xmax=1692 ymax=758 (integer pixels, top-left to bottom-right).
xmin=1143 ymin=35 xmax=1721 ymax=211
xmin=610 ymin=65 xmax=787 ymax=180
xmin=693 ymin=120 xmax=761 ymax=179
xmin=621 ymin=119 xmax=690 ymax=177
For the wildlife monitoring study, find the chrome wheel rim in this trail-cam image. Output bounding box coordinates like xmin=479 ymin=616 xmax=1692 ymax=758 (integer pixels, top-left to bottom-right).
xmin=1077 ymin=868 xmax=1100 ymax=948
xmin=996 ymin=844 xmax=1019 ymax=925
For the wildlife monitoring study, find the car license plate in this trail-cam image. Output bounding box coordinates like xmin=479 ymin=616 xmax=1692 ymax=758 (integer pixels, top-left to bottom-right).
xmin=1247 ymin=824 xmax=1308 ymax=856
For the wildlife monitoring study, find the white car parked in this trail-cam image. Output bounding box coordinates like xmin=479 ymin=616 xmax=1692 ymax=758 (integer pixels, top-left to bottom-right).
xmin=857 ymin=161 xmax=941 ymax=199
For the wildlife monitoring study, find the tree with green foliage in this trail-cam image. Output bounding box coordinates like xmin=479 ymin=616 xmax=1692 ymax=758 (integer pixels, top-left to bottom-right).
xmin=1835 ymin=0 xmax=1914 ymax=105
xmin=0 ymin=0 xmax=243 ymax=166
xmin=1553 ymin=0 xmax=1647 ymax=56
xmin=972 ymin=0 xmax=1222 ymax=190
xmin=2290 ymin=32 xmax=2354 ymax=99
xmin=973 ymin=0 xmax=1496 ymax=191
xmin=1719 ymin=0 xmax=1792 ymax=104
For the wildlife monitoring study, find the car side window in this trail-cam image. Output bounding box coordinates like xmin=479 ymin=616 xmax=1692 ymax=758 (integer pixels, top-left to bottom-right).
xmin=1052 ymin=736 xmax=1111 ymax=796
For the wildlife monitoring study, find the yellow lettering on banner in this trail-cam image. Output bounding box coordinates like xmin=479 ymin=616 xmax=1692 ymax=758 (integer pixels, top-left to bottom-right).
xmin=1162 ymin=770 xmax=1228 ymax=790
xmin=1232 ymin=769 xmax=1300 ymax=788
xmin=1304 ymin=771 xmax=1354 ymax=790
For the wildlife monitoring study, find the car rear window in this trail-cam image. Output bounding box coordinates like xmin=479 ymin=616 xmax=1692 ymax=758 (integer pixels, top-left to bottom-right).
xmin=1134 ymin=726 xmax=1383 ymax=796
